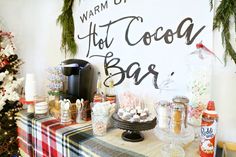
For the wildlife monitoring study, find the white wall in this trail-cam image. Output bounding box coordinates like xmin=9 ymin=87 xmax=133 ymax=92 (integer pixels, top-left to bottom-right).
xmin=0 ymin=0 xmax=235 ymax=143
xmin=211 ymin=0 xmax=236 ymax=143
xmin=0 ymin=0 xmax=65 ymax=95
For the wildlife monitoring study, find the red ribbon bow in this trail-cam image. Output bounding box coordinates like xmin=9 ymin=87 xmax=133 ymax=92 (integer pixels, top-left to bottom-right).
xmin=191 ymin=42 xmax=223 ymax=64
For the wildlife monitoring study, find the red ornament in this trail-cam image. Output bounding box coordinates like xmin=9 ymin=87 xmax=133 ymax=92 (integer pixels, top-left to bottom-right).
xmin=0 ymin=60 xmax=9 ymax=68
xmin=196 ymin=43 xmax=204 ymax=49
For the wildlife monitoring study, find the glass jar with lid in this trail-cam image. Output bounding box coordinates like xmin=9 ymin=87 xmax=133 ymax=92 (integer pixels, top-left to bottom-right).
xmin=172 ymin=96 xmax=189 ymax=129
xmin=155 ymin=100 xmax=170 ymax=129
xmin=34 ymin=96 xmax=49 ymax=119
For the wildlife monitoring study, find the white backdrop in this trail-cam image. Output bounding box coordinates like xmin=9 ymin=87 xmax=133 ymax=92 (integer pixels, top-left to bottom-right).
xmin=74 ymin=0 xmax=213 ymax=100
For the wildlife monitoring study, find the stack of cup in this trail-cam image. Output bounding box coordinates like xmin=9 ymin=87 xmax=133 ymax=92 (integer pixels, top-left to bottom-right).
xmin=25 ymin=73 xmax=36 ymax=113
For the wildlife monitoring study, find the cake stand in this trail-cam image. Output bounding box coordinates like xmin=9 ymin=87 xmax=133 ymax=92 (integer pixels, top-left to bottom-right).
xmin=155 ymin=125 xmax=195 ymax=146
xmin=112 ymin=113 xmax=156 ymax=142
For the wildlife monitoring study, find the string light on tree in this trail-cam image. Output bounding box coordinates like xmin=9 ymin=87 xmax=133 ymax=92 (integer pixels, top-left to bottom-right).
xmin=0 ymin=29 xmax=24 ymax=156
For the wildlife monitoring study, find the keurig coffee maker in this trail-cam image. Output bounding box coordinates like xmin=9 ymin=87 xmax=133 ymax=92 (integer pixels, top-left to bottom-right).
xmin=61 ymin=59 xmax=93 ymax=103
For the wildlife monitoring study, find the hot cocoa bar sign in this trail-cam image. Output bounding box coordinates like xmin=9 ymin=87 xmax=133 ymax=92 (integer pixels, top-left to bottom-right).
xmin=74 ymin=0 xmax=212 ymax=99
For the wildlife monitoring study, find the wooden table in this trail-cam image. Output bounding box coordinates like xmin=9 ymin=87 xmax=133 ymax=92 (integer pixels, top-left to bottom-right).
xmin=17 ymin=110 xmax=199 ymax=157
xmin=97 ymin=129 xmax=199 ymax=157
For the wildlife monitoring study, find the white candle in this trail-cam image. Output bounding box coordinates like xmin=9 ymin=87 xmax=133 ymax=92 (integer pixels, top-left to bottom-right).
xmin=35 ymin=102 xmax=48 ymax=114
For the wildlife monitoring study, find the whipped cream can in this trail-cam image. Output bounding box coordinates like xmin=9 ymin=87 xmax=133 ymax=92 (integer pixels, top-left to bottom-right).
xmin=200 ymin=101 xmax=218 ymax=157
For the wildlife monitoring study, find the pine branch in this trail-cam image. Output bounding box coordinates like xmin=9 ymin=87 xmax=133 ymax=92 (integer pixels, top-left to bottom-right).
xmin=225 ymin=39 xmax=236 ymax=64
xmin=57 ymin=0 xmax=77 ymax=57
xmin=212 ymin=0 xmax=236 ymax=64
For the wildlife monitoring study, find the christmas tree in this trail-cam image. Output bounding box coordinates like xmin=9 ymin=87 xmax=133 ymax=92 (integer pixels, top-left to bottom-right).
xmin=0 ymin=30 xmax=24 ymax=156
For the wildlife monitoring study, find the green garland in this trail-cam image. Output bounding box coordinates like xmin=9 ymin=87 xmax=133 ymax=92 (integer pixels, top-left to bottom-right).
xmin=210 ymin=0 xmax=236 ymax=64
xmin=57 ymin=0 xmax=77 ymax=57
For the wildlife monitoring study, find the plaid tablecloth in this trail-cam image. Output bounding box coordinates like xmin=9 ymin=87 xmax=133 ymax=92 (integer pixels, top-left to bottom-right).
xmin=17 ymin=110 xmax=145 ymax=157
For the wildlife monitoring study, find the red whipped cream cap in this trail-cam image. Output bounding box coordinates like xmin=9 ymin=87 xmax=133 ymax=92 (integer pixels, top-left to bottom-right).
xmin=207 ymin=101 xmax=215 ymax=111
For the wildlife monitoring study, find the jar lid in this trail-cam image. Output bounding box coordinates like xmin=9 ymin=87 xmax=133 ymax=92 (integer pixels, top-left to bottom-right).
xmin=157 ymin=100 xmax=170 ymax=107
xmin=172 ymin=104 xmax=184 ymax=111
xmin=172 ymin=96 xmax=189 ymax=104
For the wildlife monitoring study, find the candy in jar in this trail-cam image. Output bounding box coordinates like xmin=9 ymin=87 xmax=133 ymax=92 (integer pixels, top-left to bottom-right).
xmin=172 ymin=96 xmax=189 ymax=128
xmin=170 ymin=104 xmax=185 ymax=134
xmin=105 ymin=73 xmax=116 ymax=103
xmin=91 ymin=113 xmax=109 ymax=136
xmin=200 ymin=101 xmax=218 ymax=157
xmin=156 ymin=100 xmax=170 ymax=129
xmin=93 ymin=72 xmax=104 ymax=103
